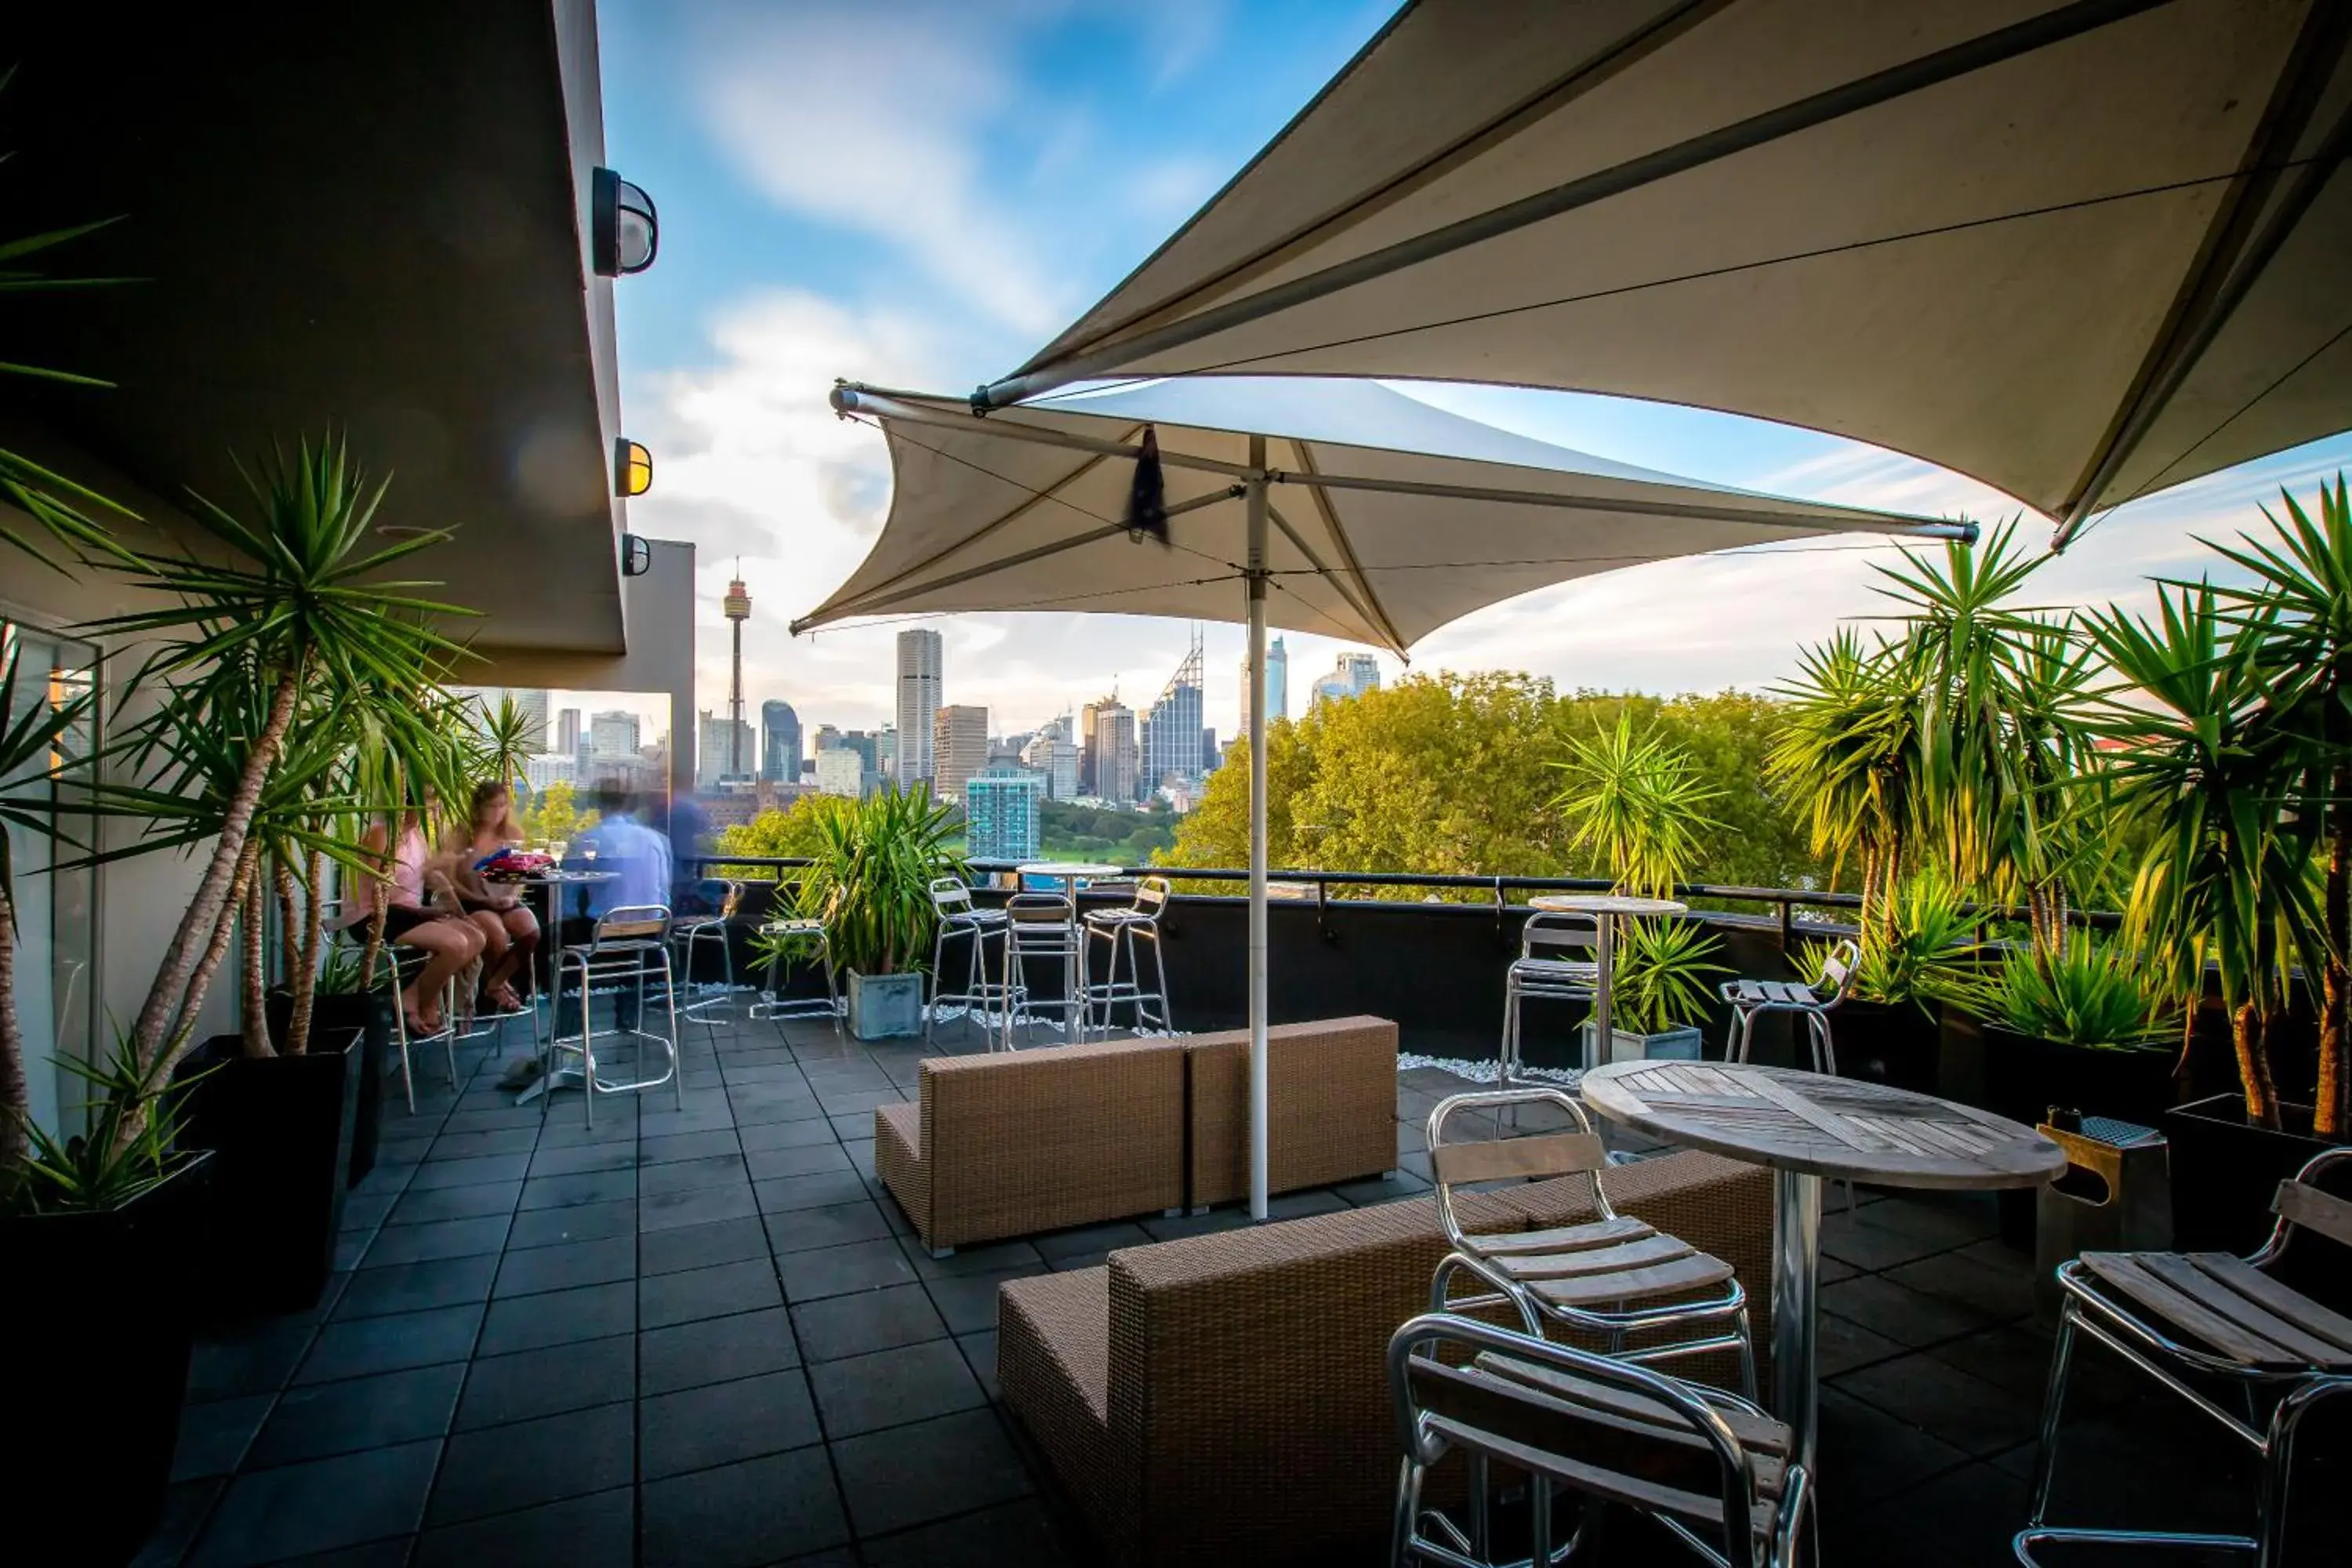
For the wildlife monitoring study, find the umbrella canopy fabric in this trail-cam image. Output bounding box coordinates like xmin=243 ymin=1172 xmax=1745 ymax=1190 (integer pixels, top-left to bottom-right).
xmin=975 ymin=0 xmax=2352 ymax=544
xmin=796 ymin=377 xmax=1970 ymax=649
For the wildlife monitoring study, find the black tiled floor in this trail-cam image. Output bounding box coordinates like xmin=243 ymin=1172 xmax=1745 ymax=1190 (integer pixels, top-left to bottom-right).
xmin=155 ymin=1011 xmax=2195 ymax=1567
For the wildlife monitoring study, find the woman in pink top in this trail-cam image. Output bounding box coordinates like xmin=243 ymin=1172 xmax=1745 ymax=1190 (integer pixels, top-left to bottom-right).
xmin=445 ymin=780 xmax=539 ymax=1013
xmin=355 ymin=799 xmax=483 ymax=1036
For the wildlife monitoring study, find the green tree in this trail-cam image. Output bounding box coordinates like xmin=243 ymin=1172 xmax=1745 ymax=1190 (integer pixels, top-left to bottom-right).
xmin=522 ymin=779 xmax=594 ymax=845
xmin=716 ymin=794 xmax=857 ymax=875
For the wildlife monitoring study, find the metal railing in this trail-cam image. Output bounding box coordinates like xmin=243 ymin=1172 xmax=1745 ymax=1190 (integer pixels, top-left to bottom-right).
xmin=678 ymin=854 xmax=2119 ymax=948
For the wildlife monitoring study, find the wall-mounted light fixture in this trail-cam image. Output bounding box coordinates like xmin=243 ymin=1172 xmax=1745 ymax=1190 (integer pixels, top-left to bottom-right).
xmin=592 ymin=168 xmax=659 ymax=276
xmin=614 ymin=437 xmax=653 ymax=497
xmin=621 ymin=535 xmax=652 ymax=577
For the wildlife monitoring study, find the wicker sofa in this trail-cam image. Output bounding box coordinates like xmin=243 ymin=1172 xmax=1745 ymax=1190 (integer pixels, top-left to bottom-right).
xmin=997 ymin=1149 xmax=1773 ymax=1566
xmin=1183 ymin=1015 xmax=1399 ymax=1208
xmin=875 ymin=1038 xmax=1189 ymax=1255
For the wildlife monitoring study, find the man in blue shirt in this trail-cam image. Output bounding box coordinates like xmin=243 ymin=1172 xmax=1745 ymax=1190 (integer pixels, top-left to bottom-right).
xmin=552 ymin=787 xmax=675 ymax=1037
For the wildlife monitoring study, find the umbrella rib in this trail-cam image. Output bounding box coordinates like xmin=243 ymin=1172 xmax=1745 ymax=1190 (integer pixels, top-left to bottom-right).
xmin=983 ymin=0 xmax=2176 ymax=405
xmin=1262 ymin=497 xmax=1392 ymax=653
xmin=1268 ymin=466 xmax=1971 ymax=539
xmin=839 ymin=388 xmax=1258 ymax=479
xmin=1289 ymin=440 xmax=1410 ymax=654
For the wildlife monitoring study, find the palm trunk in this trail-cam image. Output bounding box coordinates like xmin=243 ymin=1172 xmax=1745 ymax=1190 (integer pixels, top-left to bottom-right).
xmin=2320 ymin=753 xmax=2348 ymax=1138
xmin=359 ymin=902 xmax=386 ymax=995
xmin=274 ymin=857 xmax=299 ymax=990
xmin=239 ymin=873 xmax=271 ymax=1058
xmin=126 ymin=660 xmax=303 ymax=1078
xmin=0 ymin=877 xmax=28 ymax=1175
xmin=290 ymin=847 xmax=325 ymax=1056
xmin=2234 ymin=1000 xmax=2280 ymax=1128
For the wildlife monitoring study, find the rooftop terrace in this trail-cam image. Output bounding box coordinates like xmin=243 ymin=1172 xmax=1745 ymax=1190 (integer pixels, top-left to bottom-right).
xmin=143 ymin=1007 xmax=2306 ymax=1568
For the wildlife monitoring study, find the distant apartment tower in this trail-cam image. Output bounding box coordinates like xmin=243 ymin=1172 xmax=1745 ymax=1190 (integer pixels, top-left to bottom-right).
xmin=1142 ymin=629 xmax=1206 ymax=800
xmin=697 ymin=710 xmax=753 ymax=791
xmin=1022 ymin=716 xmax=1080 ymax=800
xmin=587 ymin=710 xmax=641 ymax=759
xmin=840 ymin=730 xmax=882 ymax=786
xmin=760 ymin=700 xmax=801 ymax=784
xmin=524 ymin=753 xmax=578 ymax=792
xmin=965 ymin=768 xmax=1044 ymax=862
xmin=1310 ymin=651 xmax=1381 ymax=711
xmin=895 ymin=629 xmax=943 ymax=786
xmin=1081 ymin=696 xmax=1138 ymax=804
xmin=555 ymin=707 xmax=583 ymax=757
xmin=932 ymin=704 xmax=989 ymax=810
xmin=1240 ymin=635 xmax=1289 ymax=733
xmin=814 ymin=748 xmax=863 ymax=797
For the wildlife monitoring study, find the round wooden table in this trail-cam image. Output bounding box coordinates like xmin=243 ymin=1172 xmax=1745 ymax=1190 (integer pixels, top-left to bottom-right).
xmin=1525 ymin=894 xmax=1686 ymax=1062
xmin=1581 ymin=1059 xmax=2065 ymax=1471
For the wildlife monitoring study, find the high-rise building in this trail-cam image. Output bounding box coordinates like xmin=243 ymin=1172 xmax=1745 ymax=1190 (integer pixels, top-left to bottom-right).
xmin=895 ymin=629 xmax=942 ymax=786
xmin=1240 ymin=635 xmax=1289 ymax=734
xmin=760 ymin=700 xmax=801 ymax=784
xmin=513 ymin=689 xmax=550 ymax=750
xmin=1081 ymin=696 xmax=1138 ymax=804
xmin=588 ymin=710 xmax=641 ymax=759
xmin=1200 ymin=728 xmax=1218 ymax=772
xmin=1142 ymin=629 xmax=1206 ymax=800
xmin=814 ymin=748 xmax=863 ymax=797
xmin=555 ymin=707 xmax=583 ymax=757
xmin=1021 ymin=716 xmax=1080 ymax=800
xmin=812 ymin=724 xmax=842 ymax=756
xmin=698 ymin=710 xmax=753 ymax=791
xmin=877 ymin=724 xmax=897 ymax=783
xmin=932 ymin=704 xmax=989 ymax=809
xmin=964 ymin=768 xmax=1044 ymax=862
xmin=841 ymin=730 xmax=881 ymax=787
xmin=1309 ymin=651 xmax=1381 ymax=711
xmin=524 ymin=753 xmax=578 ymax=792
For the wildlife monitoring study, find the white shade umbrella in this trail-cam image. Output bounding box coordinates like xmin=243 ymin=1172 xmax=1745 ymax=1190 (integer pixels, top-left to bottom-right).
xmin=797 ymin=376 xmax=1971 ymax=1216
xmin=972 ymin=0 xmax=2352 ymax=548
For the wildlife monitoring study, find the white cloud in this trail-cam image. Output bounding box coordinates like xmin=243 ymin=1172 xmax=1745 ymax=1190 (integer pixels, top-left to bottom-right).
xmin=690 ymin=2 xmax=1071 ymax=336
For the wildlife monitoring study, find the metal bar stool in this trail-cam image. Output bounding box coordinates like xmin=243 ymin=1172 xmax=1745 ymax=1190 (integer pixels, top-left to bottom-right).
xmin=1390 ymin=1312 xmax=1813 ymax=1568
xmin=1425 ymin=1087 xmax=1758 ymax=1400
xmin=545 ymin=903 xmax=682 ymax=1127
xmin=670 ymin=877 xmax=742 ymax=1034
xmin=747 ymin=907 xmax=844 ymax=1037
xmin=1002 ymin=891 xmax=1084 ymax=1048
xmin=926 ymin=876 xmax=1011 ymax=1040
xmin=1082 ymin=874 xmax=1173 ymax=1033
xmin=377 ymin=945 xmax=459 ymax=1113
xmin=1721 ymin=938 xmax=1860 ymax=1074
xmin=2017 ymin=1145 xmax=2352 ymax=1566
xmin=1503 ymin=911 xmax=1602 ymax=1084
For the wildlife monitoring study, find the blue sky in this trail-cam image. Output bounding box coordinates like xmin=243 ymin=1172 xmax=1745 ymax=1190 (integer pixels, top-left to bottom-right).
xmin=598 ymin=0 xmax=2352 ymax=743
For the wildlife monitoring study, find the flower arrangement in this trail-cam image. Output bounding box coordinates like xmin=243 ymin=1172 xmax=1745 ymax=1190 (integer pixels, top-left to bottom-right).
xmin=475 ymin=847 xmax=555 ymax=884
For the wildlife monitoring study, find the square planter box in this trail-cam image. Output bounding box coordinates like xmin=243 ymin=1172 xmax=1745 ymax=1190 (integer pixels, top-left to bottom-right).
xmin=848 ymin=971 xmax=924 ymax=1040
xmin=1579 ymin=1021 xmax=1702 ymax=1067
xmin=2163 ymin=1092 xmax=2343 ymax=1255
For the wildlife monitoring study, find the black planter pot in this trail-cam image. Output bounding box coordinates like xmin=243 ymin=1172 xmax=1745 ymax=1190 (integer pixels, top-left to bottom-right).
xmin=2164 ymin=1092 xmax=2342 ymax=1254
xmin=0 ymin=1152 xmax=213 ymax=1567
xmin=1831 ymin=999 xmax=1943 ymax=1095
xmin=180 ymin=1028 xmax=363 ymax=1317
xmin=269 ymin=989 xmax=394 ymax=1188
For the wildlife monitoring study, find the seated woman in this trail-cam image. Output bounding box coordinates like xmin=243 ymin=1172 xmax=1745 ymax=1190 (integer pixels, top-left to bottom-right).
xmin=445 ymin=779 xmax=539 ymax=1014
xmin=354 ymin=801 xmax=482 ymax=1037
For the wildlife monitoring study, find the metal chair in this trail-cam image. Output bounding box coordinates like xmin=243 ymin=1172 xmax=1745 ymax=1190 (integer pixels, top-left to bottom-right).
xmin=1426 ymin=1087 xmax=1757 ymax=1399
xmin=1082 ymin=874 xmax=1173 ymax=1033
xmin=2016 ymin=1145 xmax=2352 ymax=1566
xmin=1390 ymin=1312 xmax=1813 ymax=1568
xmin=1002 ymin=891 xmax=1085 ymax=1047
xmin=546 ymin=904 xmax=681 ymax=1127
xmin=747 ymin=904 xmax=844 ymax=1038
xmin=926 ymin=875 xmax=1011 ymax=1040
xmin=1503 ymin=911 xmax=1602 ymax=1084
xmin=379 ymin=945 xmax=459 ymax=1113
xmin=670 ymin=877 xmax=742 ymax=1033
xmin=1721 ymin=938 xmax=1860 ymax=1074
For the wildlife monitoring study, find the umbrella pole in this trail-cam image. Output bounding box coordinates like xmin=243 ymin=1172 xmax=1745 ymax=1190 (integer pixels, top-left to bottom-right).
xmin=1246 ymin=438 xmax=1269 ymax=1222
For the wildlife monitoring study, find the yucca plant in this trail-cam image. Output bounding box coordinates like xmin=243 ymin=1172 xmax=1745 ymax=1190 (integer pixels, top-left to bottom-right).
xmin=1610 ymin=917 xmax=1733 ymax=1036
xmin=2201 ymin=475 xmax=2352 ymax=1135
xmin=1769 ymin=629 xmax=1923 ymax=949
xmin=1800 ymin=865 xmax=1979 ymax=1011
xmin=71 ymin=437 xmax=469 ymax=1149
xmin=1933 ymin=938 xmax=2172 ymax=1051
xmin=1550 ymin=713 xmax=1724 ymax=898
xmin=793 ymin=786 xmax=965 ymax=975
xmin=468 ymin=691 xmax=539 ymax=791
xmin=2082 ymin=583 xmax=2318 ymax=1127
xmin=0 ymin=642 xmax=98 ymax=1175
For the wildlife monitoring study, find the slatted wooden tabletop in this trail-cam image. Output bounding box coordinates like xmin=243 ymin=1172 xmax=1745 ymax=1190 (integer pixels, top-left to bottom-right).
xmin=1582 ymin=1061 xmax=2067 ymax=1189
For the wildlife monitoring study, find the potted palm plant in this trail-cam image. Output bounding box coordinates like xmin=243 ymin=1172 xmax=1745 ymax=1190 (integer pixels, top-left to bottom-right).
xmin=2085 ymin=577 xmax=2328 ymax=1250
xmin=76 ymin=436 xmax=471 ymax=1312
xmin=781 ymin=786 xmax=963 ymax=1039
xmin=1550 ymin=715 xmax=1730 ymax=1061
